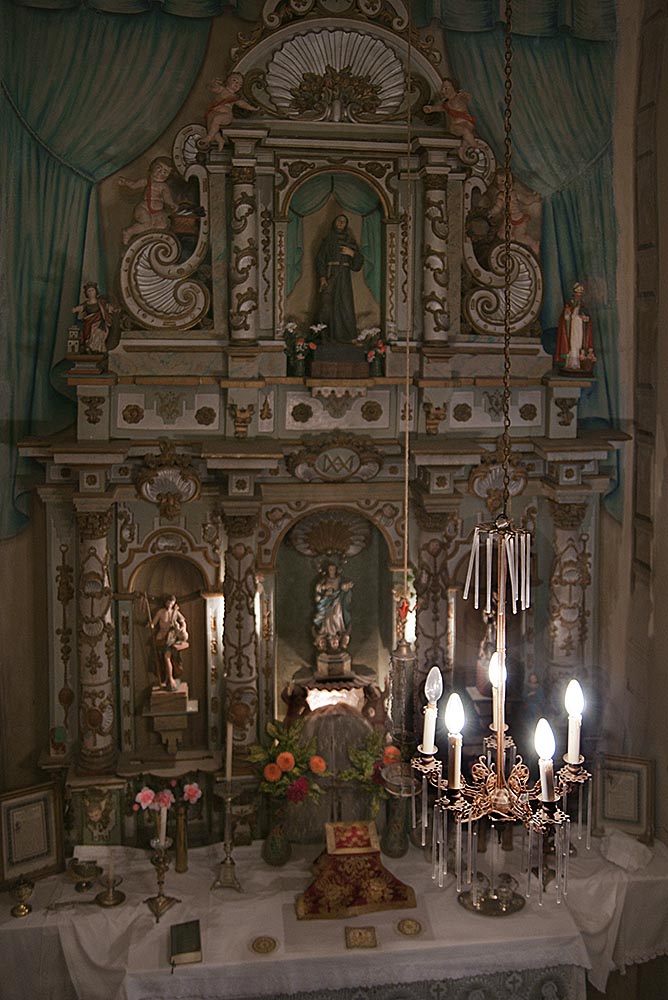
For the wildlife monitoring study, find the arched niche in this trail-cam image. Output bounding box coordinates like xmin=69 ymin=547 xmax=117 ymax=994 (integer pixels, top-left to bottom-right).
xmin=284 ymin=170 xmax=386 ymax=333
xmin=273 ymin=508 xmax=394 ymax=720
xmin=129 ymin=554 xmax=207 ymax=752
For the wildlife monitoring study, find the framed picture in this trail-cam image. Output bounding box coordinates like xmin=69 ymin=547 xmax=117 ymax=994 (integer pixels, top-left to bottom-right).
xmin=593 ymin=754 xmax=655 ymax=844
xmin=0 ymin=782 xmax=64 ymax=887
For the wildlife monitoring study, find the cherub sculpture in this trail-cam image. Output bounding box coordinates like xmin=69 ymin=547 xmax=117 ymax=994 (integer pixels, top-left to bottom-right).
xmin=424 ymin=78 xmax=479 ymax=151
xmin=204 ymin=72 xmax=257 ymax=151
xmin=482 ymin=168 xmax=542 ymax=256
xmin=118 ymin=156 xmax=177 ymax=246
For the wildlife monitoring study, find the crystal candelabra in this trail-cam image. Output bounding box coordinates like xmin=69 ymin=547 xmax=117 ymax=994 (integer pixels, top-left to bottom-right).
xmin=412 ymin=516 xmax=592 ymax=914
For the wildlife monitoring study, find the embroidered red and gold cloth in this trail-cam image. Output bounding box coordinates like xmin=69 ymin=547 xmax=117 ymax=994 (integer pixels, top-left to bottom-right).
xmin=295 ymin=821 xmax=416 ymax=920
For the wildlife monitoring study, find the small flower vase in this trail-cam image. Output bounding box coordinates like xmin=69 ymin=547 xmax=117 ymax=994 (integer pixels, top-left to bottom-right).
xmin=368 ymin=353 xmax=384 ymax=377
xmin=262 ymin=800 xmax=291 ymax=866
xmin=290 ymin=357 xmax=306 ymax=377
xmin=174 ymin=801 xmax=188 ymax=873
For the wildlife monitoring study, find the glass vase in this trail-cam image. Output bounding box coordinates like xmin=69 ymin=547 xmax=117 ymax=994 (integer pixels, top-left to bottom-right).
xmin=381 ymin=794 xmax=409 ymax=858
xmin=262 ymin=800 xmax=291 ymax=866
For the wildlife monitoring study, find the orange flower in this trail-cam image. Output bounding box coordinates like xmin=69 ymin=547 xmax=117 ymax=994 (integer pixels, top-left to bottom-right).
xmin=263 ymin=762 xmax=282 ymax=782
xmin=276 ymin=751 xmax=295 ymax=772
xmin=309 ymin=755 xmax=327 ymax=774
xmin=383 ymin=745 xmax=401 ymax=765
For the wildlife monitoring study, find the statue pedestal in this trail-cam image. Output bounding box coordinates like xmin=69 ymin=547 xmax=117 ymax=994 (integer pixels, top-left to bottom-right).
xmin=144 ymin=684 xmax=198 ymax=755
xmin=316 ymin=652 xmax=352 ymax=678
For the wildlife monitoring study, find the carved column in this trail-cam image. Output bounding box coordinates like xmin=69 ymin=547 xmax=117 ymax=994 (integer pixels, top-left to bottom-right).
xmin=413 ymin=510 xmax=461 ymax=721
xmin=75 ymin=504 xmax=116 ymax=772
xmin=222 ymin=513 xmax=260 ymax=755
xmin=422 ymin=174 xmax=449 ymax=344
xmin=39 ymin=489 xmax=78 ymax=757
xmin=546 ymin=501 xmax=593 ymax=697
xmin=229 ymin=165 xmax=258 ymax=343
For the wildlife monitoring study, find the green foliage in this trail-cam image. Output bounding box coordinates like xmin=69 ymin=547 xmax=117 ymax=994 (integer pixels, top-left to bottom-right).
xmin=339 ymin=729 xmax=388 ymax=817
xmin=248 ymin=718 xmax=328 ymax=802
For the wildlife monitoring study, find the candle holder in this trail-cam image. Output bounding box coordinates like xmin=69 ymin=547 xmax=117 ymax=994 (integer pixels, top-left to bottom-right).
xmin=70 ymin=858 xmax=102 ymax=893
xmin=95 ymin=874 xmax=125 ymax=908
xmin=9 ymin=876 xmax=34 ymax=918
xmin=212 ymin=782 xmax=243 ymax=892
xmin=144 ymin=838 xmax=180 ymax=922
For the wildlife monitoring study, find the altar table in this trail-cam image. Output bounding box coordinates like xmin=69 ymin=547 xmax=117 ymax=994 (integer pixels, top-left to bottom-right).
xmin=1 ymin=836 xmax=668 ymax=1000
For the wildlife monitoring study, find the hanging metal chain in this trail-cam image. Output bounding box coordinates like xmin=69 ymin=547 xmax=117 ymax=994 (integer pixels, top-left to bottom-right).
xmin=501 ymin=0 xmax=514 ymax=515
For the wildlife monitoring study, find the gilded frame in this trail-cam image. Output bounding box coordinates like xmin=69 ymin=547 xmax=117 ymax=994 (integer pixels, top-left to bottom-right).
xmin=593 ymin=754 xmax=655 ymax=845
xmin=0 ymin=782 xmax=64 ymax=887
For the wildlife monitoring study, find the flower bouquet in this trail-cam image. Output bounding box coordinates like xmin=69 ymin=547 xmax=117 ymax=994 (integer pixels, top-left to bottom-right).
xmin=282 ymin=322 xmax=325 ymax=376
xmin=248 ymin=718 xmax=328 ymax=864
xmin=133 ymin=777 xmax=203 ymax=870
xmin=355 ymin=327 xmax=387 ymax=376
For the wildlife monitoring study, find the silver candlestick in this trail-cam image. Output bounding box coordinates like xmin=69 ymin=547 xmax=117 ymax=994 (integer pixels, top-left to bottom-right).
xmin=212 ymin=782 xmax=243 ymax=892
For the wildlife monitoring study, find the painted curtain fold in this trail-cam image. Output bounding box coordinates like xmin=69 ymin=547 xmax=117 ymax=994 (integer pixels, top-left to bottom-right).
xmin=0 ymin=3 xmax=210 ymax=537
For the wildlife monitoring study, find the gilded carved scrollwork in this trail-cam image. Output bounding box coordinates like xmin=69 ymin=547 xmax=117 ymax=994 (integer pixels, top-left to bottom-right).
xmin=286 ymin=432 xmax=383 ymax=483
xmin=56 ymin=544 xmax=75 ymax=729
xmin=547 ymin=502 xmax=591 ymax=665
xmin=119 ymin=136 xmax=210 ymax=330
xmin=76 ymin=507 xmax=116 ymax=771
xmin=223 ymin=530 xmax=259 ymax=747
xmin=462 ymin=144 xmax=543 ymax=336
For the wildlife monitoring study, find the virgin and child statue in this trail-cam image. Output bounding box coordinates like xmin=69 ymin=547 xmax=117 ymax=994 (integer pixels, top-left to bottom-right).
xmin=312 ymin=561 xmax=354 ymax=655
xmin=314 ymin=215 xmax=364 ymax=343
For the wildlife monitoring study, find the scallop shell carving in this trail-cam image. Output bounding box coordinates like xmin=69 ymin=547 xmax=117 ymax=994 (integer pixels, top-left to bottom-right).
xmin=265 ymin=30 xmax=405 ymax=122
xmin=469 ymin=463 xmax=527 ymax=515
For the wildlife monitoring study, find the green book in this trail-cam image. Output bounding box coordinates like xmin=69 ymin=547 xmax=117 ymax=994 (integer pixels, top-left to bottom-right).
xmin=170 ymin=919 xmax=202 ymax=966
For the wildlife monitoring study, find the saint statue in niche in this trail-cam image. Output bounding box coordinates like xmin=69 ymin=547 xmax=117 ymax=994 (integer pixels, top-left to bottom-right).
xmin=150 ymin=594 xmax=189 ymax=690
xmin=312 ymin=561 xmax=354 ymax=654
xmin=314 ymin=214 xmax=364 ymax=342
xmin=554 ymin=282 xmax=596 ymax=374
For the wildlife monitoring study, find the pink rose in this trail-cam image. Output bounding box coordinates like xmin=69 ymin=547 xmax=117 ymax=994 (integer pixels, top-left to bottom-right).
xmin=183 ymin=783 xmax=202 ymax=804
xmin=155 ymin=788 xmax=175 ymax=810
xmin=135 ymin=786 xmax=155 ymax=810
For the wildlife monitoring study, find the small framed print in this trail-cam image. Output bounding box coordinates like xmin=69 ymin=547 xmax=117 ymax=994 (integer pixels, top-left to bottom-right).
xmin=594 ymin=754 xmax=655 ymax=844
xmin=344 ymin=926 xmax=377 ymax=949
xmin=0 ymin=782 xmax=64 ymax=887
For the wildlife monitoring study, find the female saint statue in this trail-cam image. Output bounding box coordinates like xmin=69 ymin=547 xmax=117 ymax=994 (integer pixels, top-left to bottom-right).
xmin=312 ymin=562 xmax=354 ymax=654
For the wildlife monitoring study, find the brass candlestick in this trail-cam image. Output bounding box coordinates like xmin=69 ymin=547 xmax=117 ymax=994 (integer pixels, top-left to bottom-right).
xmin=9 ymin=876 xmax=34 ymax=918
xmin=95 ymin=874 xmax=125 ymax=908
xmin=212 ymin=783 xmax=243 ymax=892
xmin=144 ymin=838 xmax=180 ymax=922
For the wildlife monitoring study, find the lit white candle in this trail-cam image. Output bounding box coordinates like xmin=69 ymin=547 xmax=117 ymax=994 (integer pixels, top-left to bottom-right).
xmin=225 ymin=720 xmax=234 ymax=783
xmin=564 ymin=679 xmax=584 ymax=764
xmin=158 ymin=806 xmax=167 ymax=846
xmin=488 ymin=652 xmax=506 ymax=732
xmin=445 ymin=693 xmax=465 ymax=789
xmin=421 ymin=666 xmax=443 ymax=754
xmin=534 ymin=718 xmax=556 ymax=802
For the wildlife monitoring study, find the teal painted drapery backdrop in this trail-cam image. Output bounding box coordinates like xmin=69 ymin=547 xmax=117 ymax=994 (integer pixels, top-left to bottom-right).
xmin=286 ymin=174 xmax=382 ymax=304
xmin=444 ymin=27 xmax=619 ymax=514
xmin=1 ymin=2 xmax=621 ymax=532
xmin=0 ymin=4 xmax=210 ymax=537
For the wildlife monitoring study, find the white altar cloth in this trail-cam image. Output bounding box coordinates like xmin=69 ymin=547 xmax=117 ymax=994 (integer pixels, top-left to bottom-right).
xmin=0 ymin=835 xmax=666 ymax=1000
